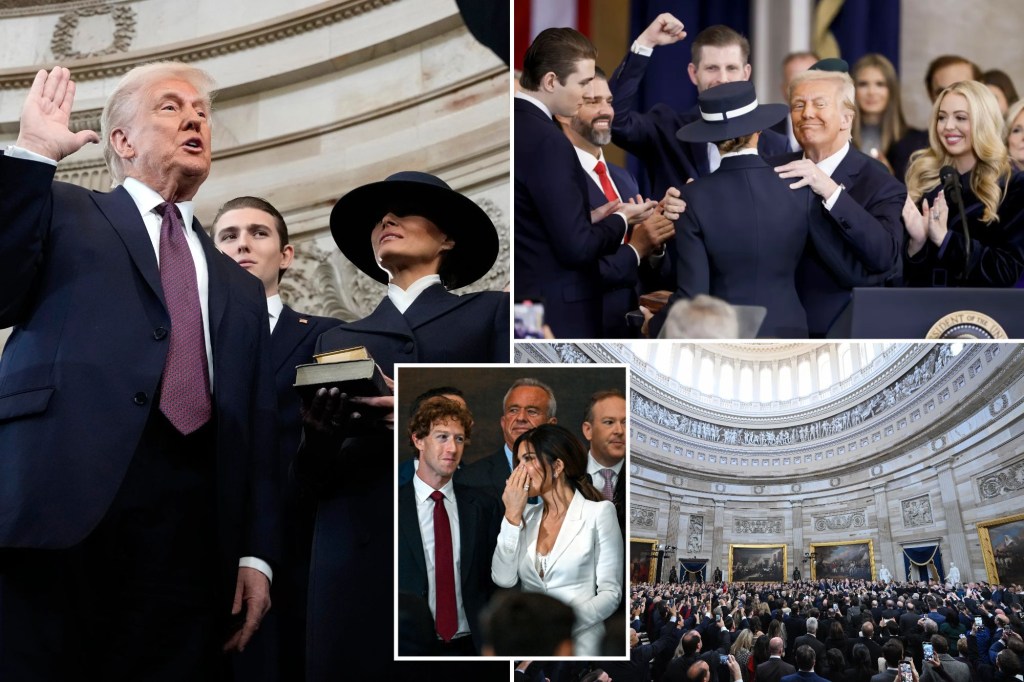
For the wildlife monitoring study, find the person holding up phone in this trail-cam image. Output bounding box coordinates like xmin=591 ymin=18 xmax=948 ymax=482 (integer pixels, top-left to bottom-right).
xmin=920 ymin=635 xmax=971 ymax=682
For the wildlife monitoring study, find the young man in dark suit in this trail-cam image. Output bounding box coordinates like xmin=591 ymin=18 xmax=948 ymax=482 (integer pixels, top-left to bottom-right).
xmin=771 ymin=63 xmax=907 ymax=336
xmin=212 ymin=196 xmax=339 ymax=680
xmin=0 ymin=64 xmax=278 ymax=680
xmin=609 ymin=15 xmax=790 ymax=202
xmin=557 ymin=67 xmax=681 ymax=337
xmin=515 ymin=27 xmax=656 ymax=338
xmin=398 ymin=397 xmax=500 ymax=655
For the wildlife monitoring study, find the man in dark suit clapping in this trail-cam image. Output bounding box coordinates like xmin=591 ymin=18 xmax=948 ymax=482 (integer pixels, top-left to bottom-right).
xmin=515 ymin=27 xmax=656 ymax=338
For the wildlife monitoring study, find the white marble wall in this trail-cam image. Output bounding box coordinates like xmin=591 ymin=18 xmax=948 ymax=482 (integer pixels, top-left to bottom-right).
xmin=0 ymin=0 xmax=509 ymax=344
xmin=901 ymin=0 xmax=1024 ymax=127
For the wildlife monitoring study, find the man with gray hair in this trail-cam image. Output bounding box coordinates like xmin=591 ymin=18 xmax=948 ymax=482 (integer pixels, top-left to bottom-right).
xmin=458 ymin=377 xmax=558 ymax=504
xmin=771 ymin=64 xmax=907 ymax=337
xmin=0 ymin=64 xmax=277 ymax=679
xmin=657 ymin=294 xmax=740 ymax=339
xmin=796 ymin=617 xmax=827 ymax=673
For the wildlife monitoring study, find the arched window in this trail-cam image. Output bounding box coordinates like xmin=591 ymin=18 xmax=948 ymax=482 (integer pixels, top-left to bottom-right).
xmin=720 ymin=363 xmax=734 ymax=400
xmin=839 ymin=343 xmax=852 ymax=379
xmin=698 ymin=357 xmax=714 ymax=394
xmin=797 ymin=359 xmax=812 ymax=397
xmin=678 ymin=346 xmax=694 ymax=386
xmin=759 ymin=366 xmax=772 ymax=402
xmin=739 ymin=366 xmax=753 ymax=402
xmin=817 ymin=352 xmax=833 ymax=389
xmin=778 ymin=365 xmax=793 ymax=401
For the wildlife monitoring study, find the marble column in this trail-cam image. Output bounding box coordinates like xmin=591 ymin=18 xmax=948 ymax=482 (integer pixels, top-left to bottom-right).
xmin=791 ymin=499 xmax=804 ymax=580
xmin=934 ymin=460 xmax=974 ymax=581
xmin=711 ymin=499 xmax=726 ymax=577
xmin=872 ymin=483 xmax=899 ymax=581
xmin=665 ymin=496 xmax=682 ymax=581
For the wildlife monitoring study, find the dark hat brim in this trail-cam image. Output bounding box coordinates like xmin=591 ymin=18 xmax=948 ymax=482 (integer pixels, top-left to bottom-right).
xmin=329 ymin=178 xmax=499 ymax=289
xmin=675 ymin=103 xmax=790 ymax=144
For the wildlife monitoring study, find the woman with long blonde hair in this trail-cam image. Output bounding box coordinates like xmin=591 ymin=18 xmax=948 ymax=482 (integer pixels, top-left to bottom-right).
xmin=902 ymin=80 xmax=1024 ymax=286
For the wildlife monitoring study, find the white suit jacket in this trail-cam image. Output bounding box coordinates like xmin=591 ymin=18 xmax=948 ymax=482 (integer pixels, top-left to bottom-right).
xmin=491 ymin=489 xmax=624 ymax=655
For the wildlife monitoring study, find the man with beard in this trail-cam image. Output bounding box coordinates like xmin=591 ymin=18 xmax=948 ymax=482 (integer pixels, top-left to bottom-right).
xmin=556 ymin=67 xmax=681 ymax=337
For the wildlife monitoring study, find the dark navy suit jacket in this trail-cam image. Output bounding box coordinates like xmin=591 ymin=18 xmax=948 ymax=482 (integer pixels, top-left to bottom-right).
xmin=651 ymin=154 xmax=811 ymax=338
xmin=296 ymin=284 xmax=507 ymax=679
xmin=609 ymin=50 xmax=791 ymax=200
xmin=397 ymin=481 xmax=501 ymax=652
xmin=0 ymin=154 xmax=279 ymax=583
xmin=515 ymin=96 xmax=627 ymax=339
xmin=771 ymin=148 xmax=907 ymax=336
xmin=903 ymin=169 xmax=1024 ymax=287
xmin=584 ymin=158 xmax=648 ymax=337
xmin=456 ymin=446 xmax=510 ymax=502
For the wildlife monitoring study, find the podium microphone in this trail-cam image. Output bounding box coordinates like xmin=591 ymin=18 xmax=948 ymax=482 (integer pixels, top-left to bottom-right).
xmin=939 ymin=165 xmax=970 ymax=280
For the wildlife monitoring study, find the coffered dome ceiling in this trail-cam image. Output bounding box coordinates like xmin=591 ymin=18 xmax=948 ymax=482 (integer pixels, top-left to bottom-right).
xmin=514 ymin=341 xmax=1023 ymax=485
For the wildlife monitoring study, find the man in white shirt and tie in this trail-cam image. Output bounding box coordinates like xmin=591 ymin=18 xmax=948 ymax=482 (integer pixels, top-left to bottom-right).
xmin=582 ymin=389 xmax=627 ymax=538
xmin=398 ymin=396 xmax=501 ymax=656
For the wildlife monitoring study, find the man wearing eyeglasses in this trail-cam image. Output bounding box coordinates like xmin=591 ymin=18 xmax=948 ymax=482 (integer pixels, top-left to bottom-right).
xmin=457 ymin=377 xmax=558 ymax=507
xmin=398 ymin=396 xmax=500 ymax=655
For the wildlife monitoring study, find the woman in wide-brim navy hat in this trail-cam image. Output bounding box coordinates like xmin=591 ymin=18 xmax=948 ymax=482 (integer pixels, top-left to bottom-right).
xmin=295 ymin=171 xmax=509 ymax=673
xmin=649 ymin=80 xmax=814 ymax=339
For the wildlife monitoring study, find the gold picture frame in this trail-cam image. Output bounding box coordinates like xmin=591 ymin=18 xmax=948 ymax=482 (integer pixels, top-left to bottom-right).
xmin=810 ymin=539 xmax=875 ymax=580
xmin=728 ymin=543 xmax=787 ymax=582
xmin=977 ymin=512 xmax=1024 ymax=585
xmin=630 ymin=538 xmax=657 ymax=584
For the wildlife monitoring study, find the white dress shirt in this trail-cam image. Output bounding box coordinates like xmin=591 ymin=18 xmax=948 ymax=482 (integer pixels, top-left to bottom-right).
xmin=587 ymin=453 xmax=624 ymax=492
xmin=266 ymin=294 xmax=283 ymax=333
xmin=388 ymin=274 xmax=442 ymax=314
xmin=572 ymin=146 xmax=642 ymax=265
xmin=412 ymin=474 xmax=471 ymax=638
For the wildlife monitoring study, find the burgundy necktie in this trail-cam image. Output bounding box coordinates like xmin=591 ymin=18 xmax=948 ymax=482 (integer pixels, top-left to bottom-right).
xmin=430 ymin=490 xmax=457 ymax=642
xmin=599 ymin=468 xmax=615 ymax=501
xmin=155 ymin=202 xmax=211 ymax=435
xmin=595 ymin=161 xmax=631 ymax=243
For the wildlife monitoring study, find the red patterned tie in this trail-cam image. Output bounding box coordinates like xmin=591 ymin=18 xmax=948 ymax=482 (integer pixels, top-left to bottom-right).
xmin=155 ymin=202 xmax=211 ymax=435
xmin=599 ymin=468 xmax=615 ymax=501
xmin=430 ymin=490 xmax=457 ymax=641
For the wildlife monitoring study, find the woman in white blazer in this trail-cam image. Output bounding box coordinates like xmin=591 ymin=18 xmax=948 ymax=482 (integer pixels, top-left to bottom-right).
xmin=491 ymin=424 xmax=624 ymax=656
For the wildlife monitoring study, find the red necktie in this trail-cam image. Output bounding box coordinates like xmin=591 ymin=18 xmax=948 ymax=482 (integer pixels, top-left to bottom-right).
xmin=155 ymin=202 xmax=211 ymax=435
xmin=594 ymin=160 xmax=618 ymax=202
xmin=594 ymin=161 xmax=631 ymax=243
xmin=430 ymin=490 xmax=457 ymax=641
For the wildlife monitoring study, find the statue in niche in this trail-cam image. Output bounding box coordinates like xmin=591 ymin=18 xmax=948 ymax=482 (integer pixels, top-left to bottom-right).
xmin=878 ymin=564 xmax=892 ymax=583
xmin=947 ymin=563 xmax=961 ymax=584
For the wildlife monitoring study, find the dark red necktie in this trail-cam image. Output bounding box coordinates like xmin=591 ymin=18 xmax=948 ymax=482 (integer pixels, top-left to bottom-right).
xmin=155 ymin=202 xmax=211 ymax=435
xmin=430 ymin=490 xmax=457 ymax=641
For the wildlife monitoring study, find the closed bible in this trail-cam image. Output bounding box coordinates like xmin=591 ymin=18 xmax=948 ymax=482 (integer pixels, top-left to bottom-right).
xmin=293 ymin=346 xmax=391 ymax=399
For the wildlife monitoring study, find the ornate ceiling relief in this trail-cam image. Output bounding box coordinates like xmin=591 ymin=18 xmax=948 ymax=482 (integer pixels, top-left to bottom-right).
xmin=734 ymin=517 xmax=783 ymax=534
xmin=901 ymin=495 xmax=934 ymax=527
xmin=279 ymin=240 xmax=352 ymax=320
xmin=552 ymin=344 xmax=593 ymax=364
xmin=51 ymin=4 xmax=136 ymax=60
xmin=978 ymin=461 xmax=1024 ymax=500
xmin=632 ymin=505 xmax=657 ymax=530
xmin=813 ymin=510 xmax=866 ymax=531
xmin=630 ymin=344 xmax=955 ymax=450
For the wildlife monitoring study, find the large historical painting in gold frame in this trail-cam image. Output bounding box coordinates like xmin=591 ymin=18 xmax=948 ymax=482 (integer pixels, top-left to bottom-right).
xmin=810 ymin=540 xmax=875 ymax=580
xmin=630 ymin=538 xmax=657 ymax=584
xmin=978 ymin=512 xmax=1024 ymax=585
xmin=729 ymin=544 xmax=786 ymax=582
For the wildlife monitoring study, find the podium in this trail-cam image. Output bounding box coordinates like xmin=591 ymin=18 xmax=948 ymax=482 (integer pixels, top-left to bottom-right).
xmin=827 ymin=287 xmax=1024 ymax=338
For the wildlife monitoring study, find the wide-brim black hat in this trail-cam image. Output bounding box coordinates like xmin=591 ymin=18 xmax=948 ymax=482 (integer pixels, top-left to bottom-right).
xmin=329 ymin=171 xmax=499 ymax=289
xmin=676 ymin=81 xmax=789 ymax=144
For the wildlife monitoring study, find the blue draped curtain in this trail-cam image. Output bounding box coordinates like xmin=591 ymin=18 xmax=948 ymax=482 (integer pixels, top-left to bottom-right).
xmin=902 ymin=545 xmax=945 ymax=582
xmin=624 ymin=0 xmax=751 ymax=193
xmin=681 ymin=560 xmax=708 ymax=582
xmin=815 ymin=0 xmax=900 ymax=72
